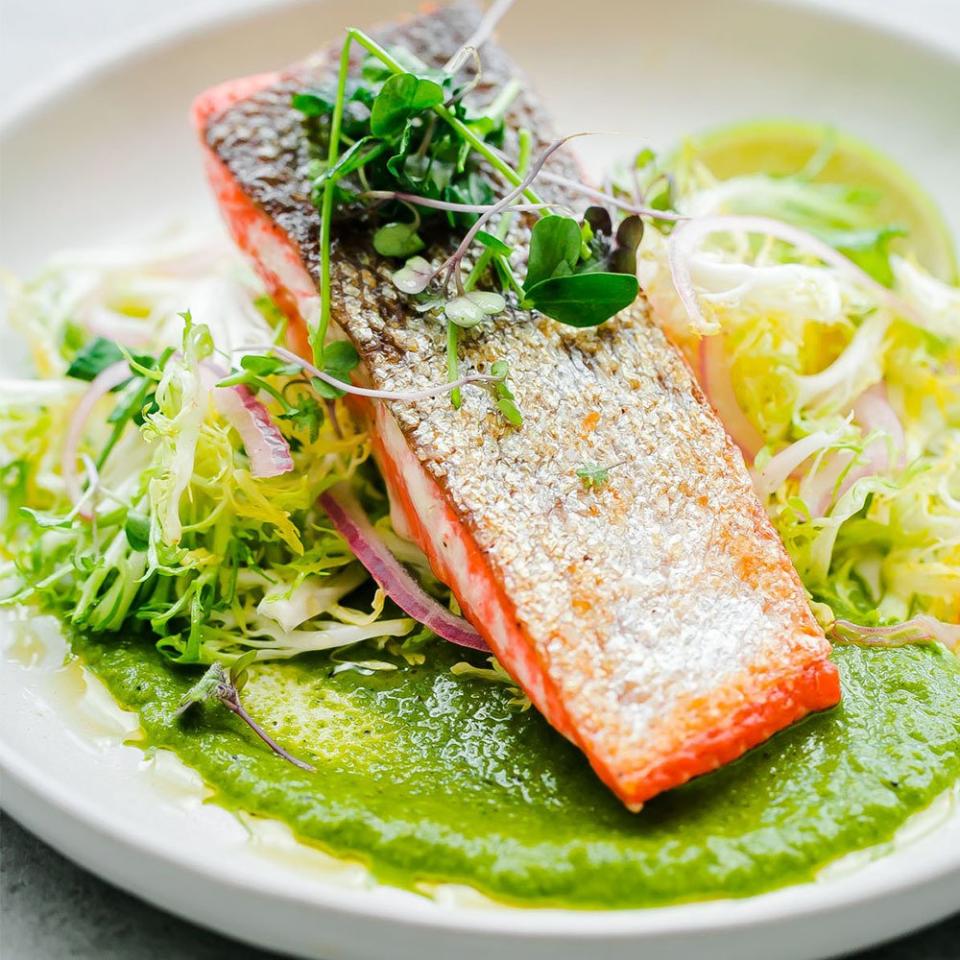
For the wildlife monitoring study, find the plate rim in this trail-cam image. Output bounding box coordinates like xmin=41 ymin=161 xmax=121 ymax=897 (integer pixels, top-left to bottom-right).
xmin=4 ymin=0 xmax=960 ymax=133
xmin=4 ymin=717 xmax=960 ymax=940
xmin=1 ymin=0 xmax=959 ymax=953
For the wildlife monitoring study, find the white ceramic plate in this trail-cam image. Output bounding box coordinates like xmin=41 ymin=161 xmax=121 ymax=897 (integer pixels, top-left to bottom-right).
xmin=1 ymin=2 xmax=959 ymax=958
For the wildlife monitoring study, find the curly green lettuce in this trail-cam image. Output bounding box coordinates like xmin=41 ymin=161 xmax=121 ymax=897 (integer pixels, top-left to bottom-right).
xmin=640 ymin=145 xmax=960 ymax=646
xmin=0 ymin=238 xmax=417 ymax=666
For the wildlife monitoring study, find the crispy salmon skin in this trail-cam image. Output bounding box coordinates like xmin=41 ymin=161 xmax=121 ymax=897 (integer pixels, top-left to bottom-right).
xmin=194 ymin=1 xmax=841 ymax=808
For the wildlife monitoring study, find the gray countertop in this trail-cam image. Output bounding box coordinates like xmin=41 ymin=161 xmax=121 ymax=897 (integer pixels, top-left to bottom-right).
xmin=1 ymin=2 xmax=959 ymax=958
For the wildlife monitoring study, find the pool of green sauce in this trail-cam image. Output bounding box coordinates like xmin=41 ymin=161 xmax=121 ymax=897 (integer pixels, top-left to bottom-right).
xmin=71 ymin=634 xmax=960 ymax=909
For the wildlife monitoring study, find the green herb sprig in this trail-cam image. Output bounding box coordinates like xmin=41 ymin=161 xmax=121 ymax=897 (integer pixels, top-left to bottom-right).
xmin=576 ymin=459 xmax=626 ymax=490
xmin=291 ymin=24 xmax=646 ymax=420
xmin=216 ymin=341 xmax=360 ymax=442
xmin=175 ymin=655 xmax=316 ymax=771
xmin=302 ymin=27 xmax=529 ymax=360
xmin=519 ymin=211 xmax=643 ymax=327
xmin=66 ymin=337 xmax=173 ymax=470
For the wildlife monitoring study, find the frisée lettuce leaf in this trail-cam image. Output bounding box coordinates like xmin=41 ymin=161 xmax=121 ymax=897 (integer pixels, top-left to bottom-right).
xmin=640 ymin=135 xmax=960 ymax=649
xmin=0 ymin=238 xmax=422 ymax=669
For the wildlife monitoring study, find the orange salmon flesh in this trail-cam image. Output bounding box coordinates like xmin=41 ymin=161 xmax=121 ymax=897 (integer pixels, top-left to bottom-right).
xmin=192 ymin=2 xmax=841 ymax=809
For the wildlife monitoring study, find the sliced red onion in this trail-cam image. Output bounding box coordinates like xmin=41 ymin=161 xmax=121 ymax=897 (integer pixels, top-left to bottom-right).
xmin=751 ymin=428 xmax=844 ymax=500
xmin=203 ymin=360 xmax=293 ymax=479
xmin=319 ymin=484 xmax=490 ymax=652
xmin=829 ymin=383 xmax=906 ymax=503
xmin=853 ymin=383 xmax=905 ymax=466
xmin=832 ymin=615 xmax=960 ymax=653
xmin=238 ymin=344 xmax=499 ymax=402
xmin=698 ymin=334 xmax=765 ymax=462
xmin=214 ymin=384 xmax=294 ymax=478
xmin=669 ymin=215 xmax=917 ymax=333
xmin=62 ymin=360 xmax=132 ymax=517
xmin=803 ymin=385 xmax=906 ymax=517
xmin=801 ymin=455 xmax=842 ymax=517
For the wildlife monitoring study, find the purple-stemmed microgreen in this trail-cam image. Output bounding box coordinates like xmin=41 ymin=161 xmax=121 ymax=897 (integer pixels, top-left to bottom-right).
xmin=392 ymin=256 xmax=435 ymax=295
xmin=175 ymin=655 xmax=316 ymax=772
xmin=361 ymin=192 xmax=554 ymax=217
xmin=535 ymin=170 xmax=688 ymax=223
xmin=233 ymin=344 xmax=502 ymax=403
xmin=383 ymin=136 xmax=575 ymax=303
xmin=292 ymin=9 xmax=666 ymax=426
xmin=303 ymin=25 xmax=544 ymax=363
xmin=439 ymin=134 xmax=586 ymax=297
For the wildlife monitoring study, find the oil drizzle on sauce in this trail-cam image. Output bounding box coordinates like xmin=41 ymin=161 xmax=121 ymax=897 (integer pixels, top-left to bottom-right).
xmin=1 ymin=614 xmax=381 ymax=891
xmin=5 ymin=614 xmax=960 ymax=909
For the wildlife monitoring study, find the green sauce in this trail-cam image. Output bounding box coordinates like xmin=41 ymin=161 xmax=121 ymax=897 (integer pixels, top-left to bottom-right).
xmin=72 ymin=635 xmax=960 ymax=908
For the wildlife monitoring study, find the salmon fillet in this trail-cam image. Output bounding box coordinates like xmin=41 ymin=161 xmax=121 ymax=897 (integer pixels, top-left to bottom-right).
xmin=194 ymin=1 xmax=841 ymax=808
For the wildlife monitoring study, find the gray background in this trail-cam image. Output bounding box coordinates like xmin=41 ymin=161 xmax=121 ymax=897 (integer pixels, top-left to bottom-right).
xmin=1 ymin=0 xmax=958 ymax=957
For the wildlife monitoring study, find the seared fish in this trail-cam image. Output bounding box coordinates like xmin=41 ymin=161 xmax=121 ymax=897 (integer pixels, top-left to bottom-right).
xmin=194 ymin=2 xmax=840 ymax=808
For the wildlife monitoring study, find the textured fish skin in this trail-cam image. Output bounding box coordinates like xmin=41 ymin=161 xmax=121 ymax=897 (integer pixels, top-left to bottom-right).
xmin=194 ymin=2 xmax=841 ymax=808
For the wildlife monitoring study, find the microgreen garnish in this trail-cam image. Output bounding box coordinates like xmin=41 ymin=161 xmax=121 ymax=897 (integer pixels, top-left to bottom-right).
xmin=216 ymin=341 xmax=360 ymax=437
xmin=175 ymin=656 xmax=316 ymax=772
xmin=392 ymin=255 xmax=434 ymax=294
xmin=217 ymin=354 xmax=302 ymax=404
xmin=233 ymin=343 xmax=500 ymax=403
xmin=65 ymin=337 xmax=126 ymax=381
xmin=279 ymin=393 xmax=326 ymax=443
xmin=516 ymin=206 xmax=642 ymax=327
xmin=291 ymin=90 xmax=334 ymax=117
xmin=490 ymin=359 xmax=522 ymax=427
xmin=576 ymin=460 xmax=625 ymax=489
xmin=372 ymin=220 xmax=424 ymax=258
xmin=297 ymin=25 xmax=525 ymax=361
xmin=291 ymin=10 xmax=658 ymax=420
xmin=524 ymin=215 xmax=582 ymax=288
xmin=444 ymin=290 xmax=505 ymax=328
xmin=602 ymin=148 xmax=681 ymax=230
xmin=523 ymin=273 xmax=639 ymax=329
xmin=310 ymin=341 xmax=362 ymax=399
xmin=475 ymin=230 xmax=512 ymax=257
xmin=369 ymin=72 xmax=445 ymax=137
xmin=576 ymin=464 xmax=610 ymax=489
